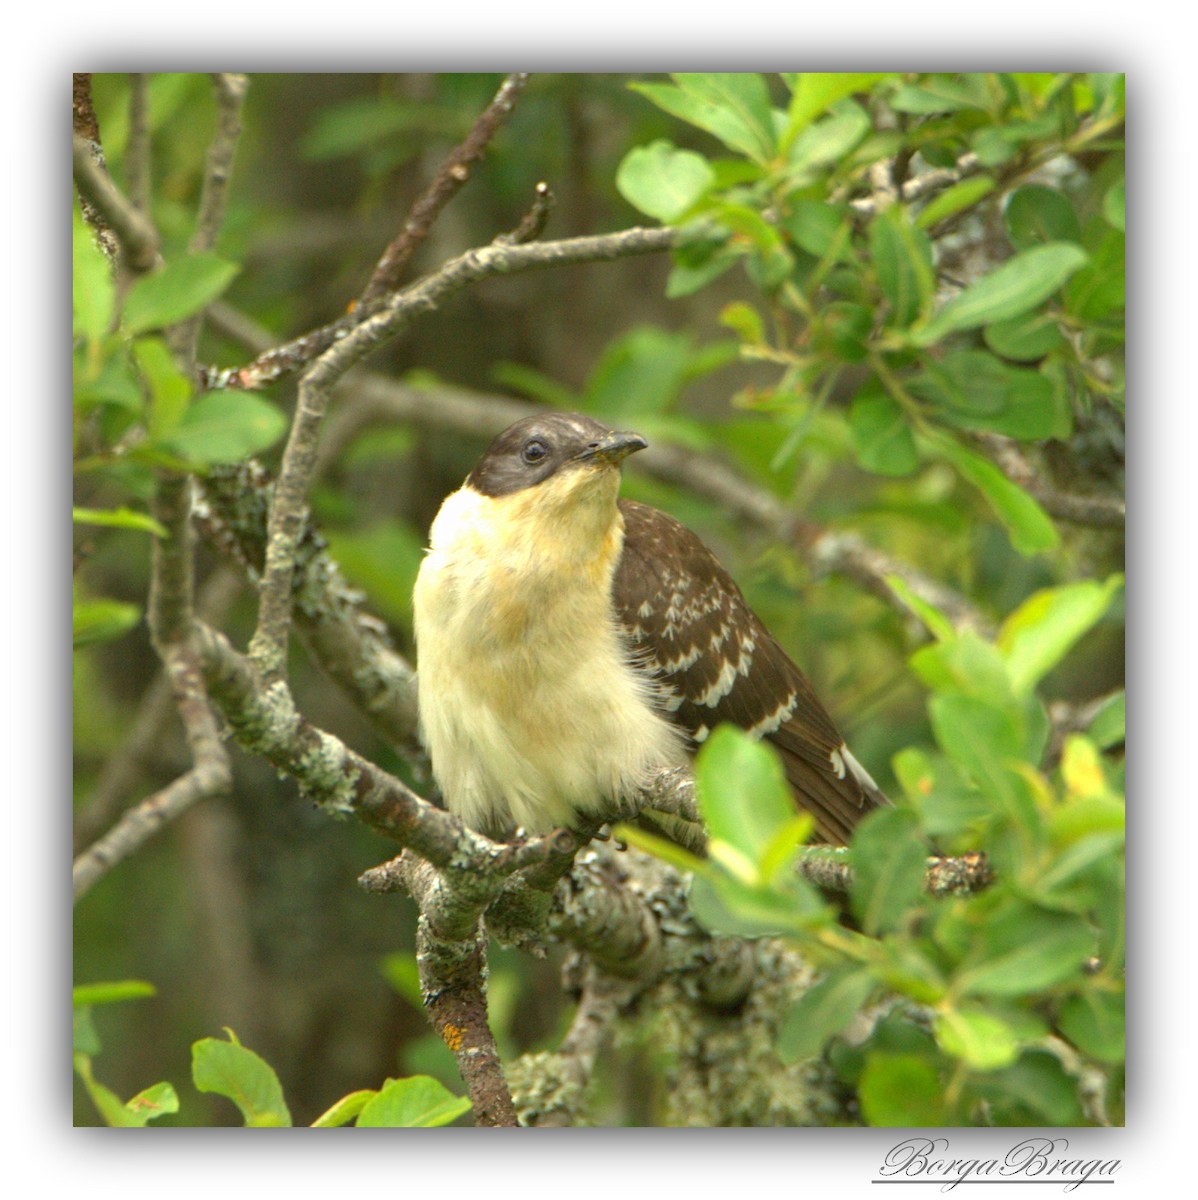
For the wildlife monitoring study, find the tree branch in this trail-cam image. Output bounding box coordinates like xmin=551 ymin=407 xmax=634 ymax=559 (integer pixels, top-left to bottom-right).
xmin=205 ymin=224 xmax=677 ymax=393
xmin=72 ymin=134 xmax=159 ymax=273
xmin=74 ymin=478 xmax=231 ymax=901
xmin=360 ymin=72 xmax=531 ymax=304
xmin=245 ymin=224 xmax=677 ymax=680
xmin=194 ymin=461 xmax=423 ymax=760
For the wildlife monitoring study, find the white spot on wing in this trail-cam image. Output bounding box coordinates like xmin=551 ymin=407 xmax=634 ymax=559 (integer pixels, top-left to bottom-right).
xmin=747 ymin=691 xmax=797 ymax=738
xmin=696 ymin=657 xmax=740 ymax=707
xmin=830 ymin=746 xmax=847 ymax=779
xmin=843 ymin=746 xmax=879 ymax=792
xmin=660 ymin=644 xmax=703 ymax=673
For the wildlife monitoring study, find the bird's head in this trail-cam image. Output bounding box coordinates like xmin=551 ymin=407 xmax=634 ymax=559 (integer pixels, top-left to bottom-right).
xmin=466 ymin=413 xmax=647 ymax=513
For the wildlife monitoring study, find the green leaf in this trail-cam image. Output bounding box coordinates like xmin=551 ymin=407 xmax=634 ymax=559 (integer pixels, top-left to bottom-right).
xmin=784 ymin=73 xmax=888 ymax=142
xmin=849 ymin=809 xmax=928 ymax=935
xmin=1102 ymin=180 xmax=1126 ymax=232
xmin=928 ymin=694 xmax=1031 ymax=822
xmin=73 ymin=1007 xmax=101 ymax=1056
xmin=1058 ymin=987 xmax=1124 ymax=1065
xmin=890 ymin=79 xmax=989 ymax=114
xmin=786 ymin=99 xmax=871 ymax=179
xmin=73 ymin=598 xmax=141 ymax=648
xmin=912 ymin=350 xmax=1061 ymax=439
xmin=694 ymin=726 xmax=796 ymax=865
xmin=814 ymin=301 xmax=871 ymax=362
xmin=870 ymin=207 xmax=935 ymax=327
xmin=976 ymin=1050 xmax=1086 ymax=1125
xmin=122 ymin=253 xmax=240 ymax=335
xmin=311 ymin=1090 xmax=377 ymax=1128
xmin=74 ymin=346 xmax=145 ymax=414
xmin=74 ymin=1053 xmax=177 ymax=1127
xmin=73 ymin=211 xmax=115 ymax=343
xmin=133 ymin=336 xmax=192 ymax=438
xmin=957 ymin=903 xmax=1097 ymax=998
xmin=915 ymin=176 xmax=996 ymax=229
xmin=777 ymin=968 xmax=875 ymax=1063
xmin=631 ymin=79 xmax=772 ymax=163
xmin=666 ymin=250 xmax=738 ymax=298
xmin=850 ymin=388 xmax=919 ymax=476
xmin=688 ymin=869 xmax=826 ymax=939
xmin=1064 ymin=225 xmax=1124 ymax=321
xmin=971 ymin=126 xmax=1019 ymax=168
xmin=73 ymin=979 xmax=157 ymax=1008
xmin=934 ymin=1004 xmax=1021 ymax=1069
xmin=932 ymin=435 xmax=1059 ymax=555
xmin=72 ymin=506 xmax=169 ymax=538
xmin=912 ymin=243 xmax=1089 ymax=345
xmin=783 ymin=199 xmax=848 ymax=259
xmin=1087 ymin=691 xmax=1126 ymax=750
xmin=719 ymin=301 xmax=766 ymax=347
xmin=122 ymin=1081 xmax=181 ymax=1126
xmin=910 ymin=630 xmax=1014 ymax=704
xmin=159 ymin=392 xmax=287 ymax=466
xmin=882 ymin=576 xmax=955 ymax=641
xmin=299 ymin=98 xmax=462 ymax=160
xmin=192 ymin=1034 xmax=292 ymax=1127
xmin=1005 ymin=185 xmax=1082 ymax=250
xmin=859 ymin=1052 xmax=948 ymax=1126
xmin=615 ymin=140 xmax=715 ymax=223
xmin=997 ymin=575 xmax=1124 ymax=694
xmin=984 ymin=311 xmax=1066 ymax=362
xmin=671 ymin=73 xmax=776 ymax=161
xmin=355 ymin=1075 xmax=472 ymax=1127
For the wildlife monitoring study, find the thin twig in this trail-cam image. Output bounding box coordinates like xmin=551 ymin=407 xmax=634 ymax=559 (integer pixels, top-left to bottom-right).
xmin=848 ymin=151 xmax=982 ymax=217
xmin=172 ymin=73 xmax=249 ymax=368
xmin=126 ymin=74 xmax=152 ymax=216
xmin=796 ymin=847 xmax=993 ymax=897
xmin=495 ymin=181 xmax=555 ymax=246
xmin=359 ymin=72 xmax=531 ymax=304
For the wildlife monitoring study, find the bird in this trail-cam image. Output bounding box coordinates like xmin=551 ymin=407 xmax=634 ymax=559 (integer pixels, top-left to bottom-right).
xmin=412 ymin=411 xmax=889 ymax=845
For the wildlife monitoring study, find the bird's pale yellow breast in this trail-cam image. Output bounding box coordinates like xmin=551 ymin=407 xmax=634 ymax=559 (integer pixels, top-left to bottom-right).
xmin=412 ymin=470 xmax=685 ymax=833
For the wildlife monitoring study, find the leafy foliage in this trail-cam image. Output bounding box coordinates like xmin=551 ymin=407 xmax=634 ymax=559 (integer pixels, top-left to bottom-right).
xmin=612 ymin=71 xmax=1123 ymax=1125
xmin=74 ymin=986 xmax=469 ymax=1128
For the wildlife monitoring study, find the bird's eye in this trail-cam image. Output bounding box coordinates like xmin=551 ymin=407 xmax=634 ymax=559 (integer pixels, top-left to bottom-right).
xmin=522 ymin=439 xmax=548 ymax=465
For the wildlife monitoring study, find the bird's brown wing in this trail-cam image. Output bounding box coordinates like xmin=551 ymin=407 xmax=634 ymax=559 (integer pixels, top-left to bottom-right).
xmin=613 ymin=499 xmax=888 ymax=844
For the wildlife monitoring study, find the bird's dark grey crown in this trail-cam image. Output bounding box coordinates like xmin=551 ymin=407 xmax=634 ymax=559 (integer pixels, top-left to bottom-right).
xmin=466 ymin=412 xmax=623 ymax=498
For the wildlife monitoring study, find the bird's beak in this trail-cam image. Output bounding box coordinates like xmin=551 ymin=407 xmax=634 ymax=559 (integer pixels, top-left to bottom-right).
xmin=576 ymin=429 xmax=648 ymax=466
